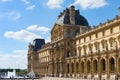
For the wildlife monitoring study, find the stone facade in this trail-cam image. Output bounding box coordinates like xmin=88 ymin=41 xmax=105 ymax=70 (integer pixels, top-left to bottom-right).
xmin=28 ymin=6 xmax=120 ymax=79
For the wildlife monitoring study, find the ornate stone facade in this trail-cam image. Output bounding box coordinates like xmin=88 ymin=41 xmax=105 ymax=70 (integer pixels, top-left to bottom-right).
xmin=28 ymin=6 xmax=120 ymax=79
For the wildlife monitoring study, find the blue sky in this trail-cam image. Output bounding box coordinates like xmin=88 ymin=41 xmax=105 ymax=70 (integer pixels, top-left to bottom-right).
xmin=0 ymin=0 xmax=120 ymax=69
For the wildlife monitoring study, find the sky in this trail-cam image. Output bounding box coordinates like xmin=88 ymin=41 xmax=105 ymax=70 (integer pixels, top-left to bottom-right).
xmin=0 ymin=0 xmax=120 ymax=69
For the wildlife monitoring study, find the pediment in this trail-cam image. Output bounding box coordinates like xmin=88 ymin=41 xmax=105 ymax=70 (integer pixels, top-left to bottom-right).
xmin=51 ymin=24 xmax=62 ymax=33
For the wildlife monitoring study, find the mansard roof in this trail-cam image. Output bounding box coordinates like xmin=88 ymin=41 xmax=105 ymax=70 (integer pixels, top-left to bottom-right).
xmin=55 ymin=6 xmax=89 ymax=27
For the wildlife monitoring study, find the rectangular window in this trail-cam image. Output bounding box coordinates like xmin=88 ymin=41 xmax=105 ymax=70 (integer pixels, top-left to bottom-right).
xmin=79 ymin=39 xmax=81 ymax=43
xmin=66 ymin=29 xmax=71 ymax=38
xmin=84 ymin=37 xmax=86 ymax=42
xmin=111 ymin=28 xmax=113 ymax=34
xmin=96 ymin=45 xmax=99 ymax=50
xmin=79 ymin=48 xmax=81 ymax=56
xmin=84 ymin=48 xmax=86 ymax=54
xmin=96 ymin=33 xmax=98 ymax=38
xmin=89 ymin=35 xmax=91 ymax=40
xmin=103 ymin=31 xmax=105 ymax=36
xmin=119 ymin=26 xmax=120 ymax=32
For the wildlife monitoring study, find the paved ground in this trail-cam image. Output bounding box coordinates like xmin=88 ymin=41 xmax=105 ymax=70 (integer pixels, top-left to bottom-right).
xmin=0 ymin=77 xmax=102 ymax=80
xmin=40 ymin=77 xmax=89 ymax=80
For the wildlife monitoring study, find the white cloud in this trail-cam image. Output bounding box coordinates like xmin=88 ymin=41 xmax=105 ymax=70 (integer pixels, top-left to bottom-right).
xmin=0 ymin=50 xmax=27 ymax=69
xmin=0 ymin=0 xmax=11 ymax=2
xmin=46 ymin=0 xmax=63 ymax=9
xmin=21 ymin=0 xmax=36 ymax=10
xmin=4 ymin=30 xmax=42 ymax=43
xmin=26 ymin=5 xmax=35 ymax=10
xmin=72 ymin=0 xmax=108 ymax=10
xmin=0 ymin=11 xmax=21 ymax=21
xmin=8 ymin=11 xmax=21 ymax=20
xmin=21 ymin=0 xmax=29 ymax=4
xmin=27 ymin=25 xmax=50 ymax=32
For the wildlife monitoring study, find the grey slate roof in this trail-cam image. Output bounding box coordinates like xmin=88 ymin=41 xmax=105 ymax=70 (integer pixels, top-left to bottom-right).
xmin=55 ymin=6 xmax=89 ymax=27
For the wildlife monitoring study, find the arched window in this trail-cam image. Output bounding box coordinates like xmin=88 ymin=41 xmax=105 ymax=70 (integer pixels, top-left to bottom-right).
xmin=94 ymin=42 xmax=99 ymax=52
xmin=73 ymin=50 xmax=76 ymax=56
xmin=109 ymin=58 xmax=115 ymax=72
xmin=67 ymin=51 xmax=70 ymax=57
xmin=109 ymin=38 xmax=116 ymax=49
xmin=88 ymin=44 xmax=93 ymax=54
xmin=83 ymin=45 xmax=87 ymax=55
xmin=110 ymin=40 xmax=114 ymax=47
xmin=78 ymin=47 xmax=81 ymax=57
xmin=101 ymin=40 xmax=108 ymax=51
xmin=95 ymin=44 xmax=99 ymax=50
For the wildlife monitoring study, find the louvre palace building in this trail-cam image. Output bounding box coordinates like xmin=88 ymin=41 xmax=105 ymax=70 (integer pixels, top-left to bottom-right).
xmin=28 ymin=6 xmax=120 ymax=79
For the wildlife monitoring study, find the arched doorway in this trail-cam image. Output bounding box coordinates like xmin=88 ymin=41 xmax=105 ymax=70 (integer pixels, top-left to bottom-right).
xmin=93 ymin=60 xmax=97 ymax=73
xmin=71 ymin=63 xmax=74 ymax=74
xmin=87 ymin=61 xmax=90 ymax=73
xmin=109 ymin=57 xmax=115 ymax=73
xmin=119 ymin=58 xmax=120 ymax=73
xmin=76 ymin=62 xmax=79 ymax=74
xmin=67 ymin=63 xmax=69 ymax=73
xmin=81 ymin=61 xmax=84 ymax=73
xmin=101 ymin=59 xmax=106 ymax=73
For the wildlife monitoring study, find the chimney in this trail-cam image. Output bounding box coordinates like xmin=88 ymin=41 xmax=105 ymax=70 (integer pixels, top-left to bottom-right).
xmin=70 ymin=5 xmax=75 ymax=24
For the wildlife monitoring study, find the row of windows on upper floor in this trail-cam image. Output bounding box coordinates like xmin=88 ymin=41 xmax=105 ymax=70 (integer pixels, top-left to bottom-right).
xmin=66 ymin=38 xmax=119 ymax=58
xmin=77 ymin=37 xmax=119 ymax=55
xmin=39 ymin=57 xmax=49 ymax=63
xmin=76 ymin=26 xmax=120 ymax=44
xmin=39 ymin=51 xmax=49 ymax=58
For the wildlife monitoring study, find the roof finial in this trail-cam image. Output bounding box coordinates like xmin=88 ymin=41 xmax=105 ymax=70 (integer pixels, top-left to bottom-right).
xmin=70 ymin=5 xmax=75 ymax=10
xmin=70 ymin=5 xmax=75 ymax=24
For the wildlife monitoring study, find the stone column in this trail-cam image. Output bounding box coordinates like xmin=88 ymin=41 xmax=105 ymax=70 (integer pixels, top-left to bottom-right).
xmin=84 ymin=59 xmax=87 ymax=78
xmin=61 ymin=48 xmax=65 ymax=77
xmin=91 ymin=59 xmax=93 ymax=78
xmin=59 ymin=47 xmax=62 ymax=77
xmin=115 ymin=46 xmax=119 ymax=78
xmin=115 ymin=38 xmax=119 ymax=71
xmin=74 ymin=62 xmax=76 ymax=77
xmin=116 ymin=38 xmax=119 ymax=48
xmin=106 ymin=57 xmax=109 ymax=79
xmin=84 ymin=46 xmax=87 ymax=77
xmin=98 ymin=58 xmax=101 ymax=79
xmin=69 ymin=63 xmax=72 ymax=77
xmin=52 ymin=49 xmax=55 ymax=77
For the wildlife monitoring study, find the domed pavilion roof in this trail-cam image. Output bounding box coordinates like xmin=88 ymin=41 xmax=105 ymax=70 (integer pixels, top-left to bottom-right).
xmin=55 ymin=6 xmax=89 ymax=27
